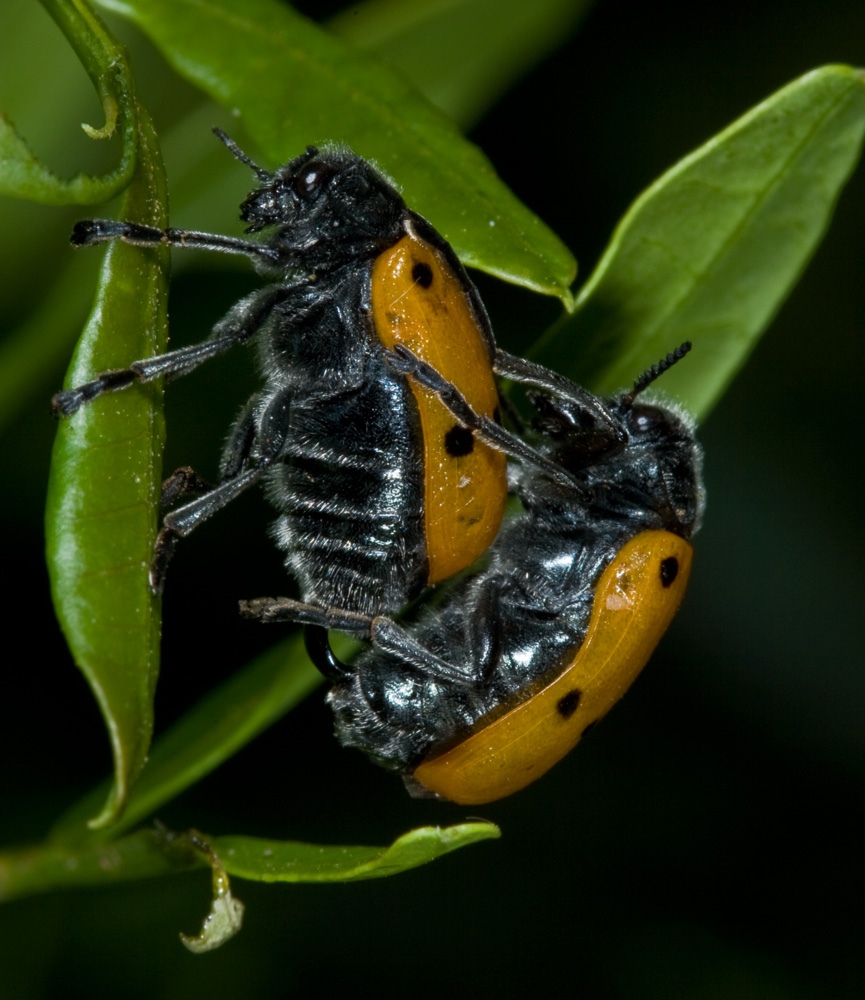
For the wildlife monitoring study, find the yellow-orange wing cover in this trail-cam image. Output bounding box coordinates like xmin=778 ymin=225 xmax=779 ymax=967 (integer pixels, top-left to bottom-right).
xmin=414 ymin=531 xmax=694 ymax=803
xmin=371 ymin=223 xmax=507 ymax=585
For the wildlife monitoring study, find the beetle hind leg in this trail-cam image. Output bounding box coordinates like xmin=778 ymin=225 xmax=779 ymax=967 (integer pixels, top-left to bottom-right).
xmin=240 ymin=596 xmax=376 ymax=634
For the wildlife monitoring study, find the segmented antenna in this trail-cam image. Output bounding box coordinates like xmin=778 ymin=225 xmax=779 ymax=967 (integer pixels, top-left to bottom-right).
xmin=212 ymin=127 xmax=271 ymax=182
xmin=621 ymin=342 xmax=692 ymax=408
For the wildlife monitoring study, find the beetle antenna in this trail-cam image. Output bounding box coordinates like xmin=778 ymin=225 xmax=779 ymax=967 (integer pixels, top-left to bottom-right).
xmin=621 ymin=342 xmax=692 ymax=408
xmin=212 ymin=127 xmax=271 ymax=182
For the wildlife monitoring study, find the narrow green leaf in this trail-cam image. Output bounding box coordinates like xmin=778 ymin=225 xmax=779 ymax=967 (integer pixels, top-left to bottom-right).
xmin=331 ymin=0 xmax=593 ymax=130
xmin=533 ymin=65 xmax=865 ymax=417
xmin=51 ymin=635 xmax=324 ymax=847
xmin=0 ymin=0 xmax=136 ymax=204
xmin=91 ymin=0 xmax=576 ymax=303
xmin=0 ymin=822 xmax=499 ymax=902
xmin=210 ymin=822 xmax=501 ymax=883
xmin=44 ymin=107 xmax=168 ymax=829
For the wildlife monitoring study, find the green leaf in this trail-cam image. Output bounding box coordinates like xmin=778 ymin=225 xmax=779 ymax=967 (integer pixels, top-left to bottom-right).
xmin=533 ymin=65 xmax=865 ymax=418
xmin=51 ymin=635 xmax=324 ymax=847
xmin=0 ymin=0 xmax=136 ymax=204
xmin=330 ymin=0 xmax=593 ymax=130
xmin=0 ymin=822 xmax=499 ymax=903
xmin=44 ymin=106 xmax=169 ymax=830
xmin=91 ymin=0 xmax=576 ymax=304
xmin=211 ymin=823 xmax=501 ymax=883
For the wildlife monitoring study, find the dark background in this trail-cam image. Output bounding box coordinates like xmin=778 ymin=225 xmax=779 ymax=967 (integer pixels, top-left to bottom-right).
xmin=1 ymin=0 xmax=862 ymax=996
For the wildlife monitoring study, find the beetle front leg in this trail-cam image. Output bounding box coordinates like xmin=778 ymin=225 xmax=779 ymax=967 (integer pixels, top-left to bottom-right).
xmin=52 ymin=286 xmax=290 ymax=416
xmin=71 ymin=219 xmax=283 ymax=266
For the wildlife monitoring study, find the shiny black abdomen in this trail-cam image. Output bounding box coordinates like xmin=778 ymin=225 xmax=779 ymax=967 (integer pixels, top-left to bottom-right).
xmin=327 ymin=517 xmax=622 ymax=769
xmin=259 ymin=266 xmax=426 ymax=616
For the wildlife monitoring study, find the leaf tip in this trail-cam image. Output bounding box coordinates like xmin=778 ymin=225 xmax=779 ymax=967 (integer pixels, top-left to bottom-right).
xmin=453 ymin=820 xmax=502 ymax=841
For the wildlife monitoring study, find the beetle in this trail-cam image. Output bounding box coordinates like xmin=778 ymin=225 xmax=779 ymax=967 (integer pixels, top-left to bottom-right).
xmin=52 ymin=130 xmax=572 ymax=618
xmin=244 ymin=345 xmax=704 ymax=803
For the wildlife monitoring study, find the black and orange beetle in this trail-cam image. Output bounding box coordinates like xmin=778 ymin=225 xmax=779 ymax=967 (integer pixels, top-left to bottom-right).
xmin=252 ymin=346 xmax=704 ymax=803
xmin=52 ymin=130 xmax=569 ymax=619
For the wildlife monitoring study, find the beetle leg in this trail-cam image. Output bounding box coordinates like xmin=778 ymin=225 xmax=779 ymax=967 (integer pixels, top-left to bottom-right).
xmin=52 ymin=285 xmax=289 ymax=416
xmin=150 ymin=465 xmax=266 ymax=594
xmin=494 ymin=350 xmax=618 ymax=423
xmin=241 ymin=596 xmax=478 ymax=685
xmin=366 ymin=617 xmax=477 ymax=683
xmin=240 ymin=596 xmax=375 ymax=633
xmin=150 ymin=386 xmax=293 ymax=594
xmin=219 ymin=396 xmax=260 ymax=482
xmin=304 ymin=621 xmax=486 ymax=687
xmin=385 ymin=345 xmax=590 ymax=498
xmin=71 ymin=219 xmax=283 ymax=266
xmin=495 ymin=350 xmax=630 ymax=461
xmin=466 ymin=578 xmax=505 ymax=682
xmin=160 ymin=467 xmax=214 ymax=508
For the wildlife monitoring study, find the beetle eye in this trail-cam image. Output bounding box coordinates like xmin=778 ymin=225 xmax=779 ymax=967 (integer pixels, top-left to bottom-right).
xmin=631 ymin=406 xmax=667 ymax=435
xmin=295 ymin=161 xmax=335 ymax=198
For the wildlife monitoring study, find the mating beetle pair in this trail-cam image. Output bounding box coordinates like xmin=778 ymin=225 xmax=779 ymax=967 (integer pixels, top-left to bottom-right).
xmin=54 ymin=130 xmax=704 ymax=803
xmin=255 ymin=344 xmax=702 ymax=803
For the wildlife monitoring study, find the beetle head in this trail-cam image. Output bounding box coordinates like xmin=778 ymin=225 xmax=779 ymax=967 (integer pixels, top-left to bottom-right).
xmin=214 ymin=132 xmax=406 ymax=270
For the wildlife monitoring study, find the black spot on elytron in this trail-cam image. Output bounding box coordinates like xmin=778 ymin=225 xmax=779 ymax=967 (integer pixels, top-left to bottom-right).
xmin=444 ymin=424 xmax=473 ymax=457
xmin=412 ymin=262 xmax=433 ymax=288
xmin=580 ymin=719 xmax=598 ymax=739
xmin=660 ymin=556 xmax=679 ymax=587
xmin=557 ymin=689 xmax=582 ymax=719
xmin=493 ymin=405 xmax=502 ymax=425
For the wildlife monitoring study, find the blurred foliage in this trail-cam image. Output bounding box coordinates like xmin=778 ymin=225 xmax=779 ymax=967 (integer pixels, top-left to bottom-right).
xmin=1 ymin=0 xmax=863 ymax=996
